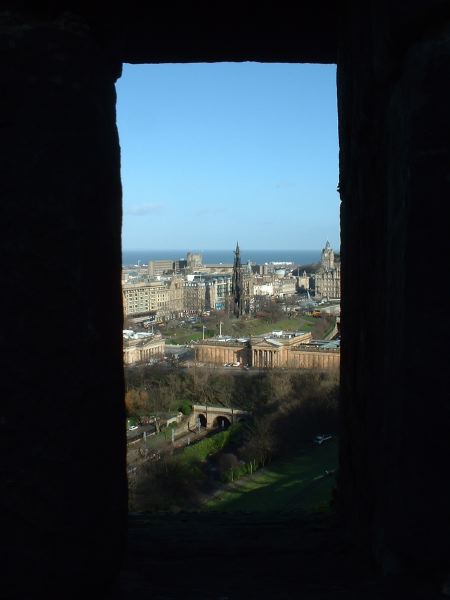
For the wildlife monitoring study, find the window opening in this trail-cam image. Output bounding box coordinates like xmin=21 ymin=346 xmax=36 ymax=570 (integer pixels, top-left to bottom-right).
xmin=117 ymin=62 xmax=340 ymax=515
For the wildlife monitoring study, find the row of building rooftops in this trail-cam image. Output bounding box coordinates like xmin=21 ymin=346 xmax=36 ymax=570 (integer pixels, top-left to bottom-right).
xmin=195 ymin=330 xmax=340 ymax=355
xmin=293 ymin=339 xmax=340 ymax=351
xmin=196 ymin=330 xmax=341 ymax=349
xmin=201 ymin=330 xmax=307 ymax=343
xmin=123 ymin=330 xmax=162 ymax=341
xmin=123 ymin=270 xmax=302 ymax=285
xmin=122 ymin=327 xmax=340 ymax=351
xmin=123 ymin=249 xmax=321 ymax=283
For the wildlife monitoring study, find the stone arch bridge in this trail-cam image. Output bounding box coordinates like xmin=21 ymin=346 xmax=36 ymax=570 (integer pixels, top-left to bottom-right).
xmin=189 ymin=404 xmax=249 ymax=430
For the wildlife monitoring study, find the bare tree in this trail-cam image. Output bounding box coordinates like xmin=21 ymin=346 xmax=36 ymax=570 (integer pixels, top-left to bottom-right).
xmin=240 ymin=417 xmax=276 ymax=467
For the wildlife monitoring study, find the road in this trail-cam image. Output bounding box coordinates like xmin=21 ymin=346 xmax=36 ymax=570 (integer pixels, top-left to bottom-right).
xmin=127 ymin=418 xmax=212 ymax=476
xmin=126 ymin=423 xmax=157 ymax=443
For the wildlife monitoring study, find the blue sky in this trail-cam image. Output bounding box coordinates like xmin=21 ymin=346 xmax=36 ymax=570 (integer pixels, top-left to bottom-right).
xmin=116 ymin=62 xmax=339 ymax=250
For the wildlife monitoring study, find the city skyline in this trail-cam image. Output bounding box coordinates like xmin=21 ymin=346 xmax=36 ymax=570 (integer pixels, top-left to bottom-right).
xmin=116 ymin=62 xmax=339 ymax=250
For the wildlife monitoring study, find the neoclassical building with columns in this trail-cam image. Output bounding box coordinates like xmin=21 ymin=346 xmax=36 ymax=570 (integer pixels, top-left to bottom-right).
xmin=194 ymin=330 xmax=340 ymax=370
xmin=195 ymin=336 xmax=251 ymax=366
xmin=123 ymin=334 xmax=165 ymax=365
xmin=251 ymin=331 xmax=312 ymax=368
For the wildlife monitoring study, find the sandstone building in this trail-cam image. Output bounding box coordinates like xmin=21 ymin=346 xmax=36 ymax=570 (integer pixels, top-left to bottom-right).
xmin=186 ymin=251 xmax=203 ymax=270
xmin=297 ymin=270 xmax=311 ymax=291
xmin=315 ymin=240 xmax=341 ymax=300
xmin=123 ymin=333 xmax=165 ymax=365
xmin=195 ymin=330 xmax=339 ymax=370
xmin=148 ymin=259 xmax=174 ymax=276
xmin=251 ymin=331 xmax=314 ymax=368
xmin=182 ymin=279 xmax=208 ymax=314
xmin=195 ymin=336 xmax=251 ymax=367
xmin=122 ymin=281 xmax=170 ymax=317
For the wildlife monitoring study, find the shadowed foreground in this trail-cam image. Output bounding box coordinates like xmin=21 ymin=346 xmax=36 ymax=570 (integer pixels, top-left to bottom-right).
xmin=112 ymin=512 xmax=443 ymax=599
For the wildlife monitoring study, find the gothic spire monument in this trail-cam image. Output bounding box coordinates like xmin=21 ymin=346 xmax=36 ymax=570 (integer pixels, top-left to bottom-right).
xmin=231 ymin=241 xmax=244 ymax=317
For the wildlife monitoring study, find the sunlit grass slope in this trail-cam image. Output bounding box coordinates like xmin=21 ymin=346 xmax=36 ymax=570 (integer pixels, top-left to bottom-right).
xmin=205 ymin=438 xmax=338 ymax=514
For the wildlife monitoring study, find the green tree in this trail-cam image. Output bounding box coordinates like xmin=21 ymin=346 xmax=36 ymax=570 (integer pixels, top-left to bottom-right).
xmin=178 ymin=399 xmax=192 ymax=415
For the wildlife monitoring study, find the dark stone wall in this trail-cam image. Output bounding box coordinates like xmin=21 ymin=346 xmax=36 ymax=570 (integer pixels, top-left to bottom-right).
xmin=338 ymin=0 xmax=450 ymax=576
xmin=2 ymin=2 xmax=450 ymax=596
xmin=0 ymin=15 xmax=127 ymax=598
xmin=1 ymin=2 xmax=339 ymax=63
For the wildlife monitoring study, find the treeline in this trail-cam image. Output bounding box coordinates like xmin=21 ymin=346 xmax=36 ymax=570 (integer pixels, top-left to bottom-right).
xmin=127 ymin=368 xmax=339 ymax=511
xmin=125 ymin=367 xmax=238 ymax=418
xmin=125 ymin=363 xmax=339 ymax=419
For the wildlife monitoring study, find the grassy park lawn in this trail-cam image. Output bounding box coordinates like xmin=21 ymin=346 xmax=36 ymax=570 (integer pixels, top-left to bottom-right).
xmin=165 ymin=329 xmax=204 ymax=344
xmin=227 ymin=315 xmax=315 ymax=337
xmin=205 ymin=437 xmax=338 ymax=514
xmin=164 ymin=315 xmax=317 ymax=345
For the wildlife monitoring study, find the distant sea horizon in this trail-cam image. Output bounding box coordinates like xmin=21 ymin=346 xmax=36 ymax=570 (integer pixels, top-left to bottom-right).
xmin=122 ymin=249 xmax=329 ymax=267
